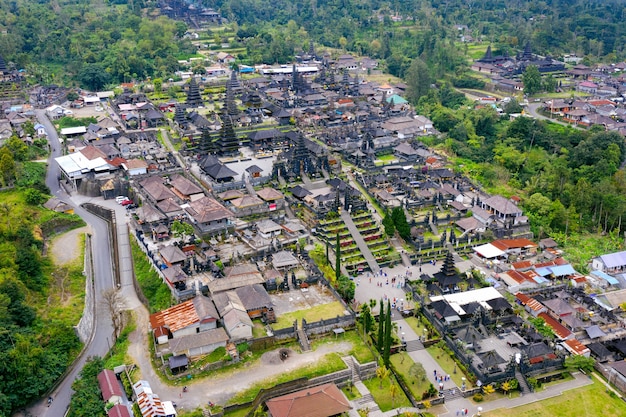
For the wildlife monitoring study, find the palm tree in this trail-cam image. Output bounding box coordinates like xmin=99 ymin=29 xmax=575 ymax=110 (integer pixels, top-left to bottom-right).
xmin=390 ymin=382 xmax=399 ymax=408
xmin=376 ymin=366 xmax=390 ymax=389
xmin=500 ymin=381 xmax=512 ymax=396
xmin=483 ymin=384 xmax=495 ymax=396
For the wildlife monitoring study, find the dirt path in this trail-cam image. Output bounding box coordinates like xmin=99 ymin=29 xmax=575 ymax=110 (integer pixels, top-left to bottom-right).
xmin=126 ymin=304 xmax=353 ymax=412
xmin=49 ymin=226 xmax=90 ymax=266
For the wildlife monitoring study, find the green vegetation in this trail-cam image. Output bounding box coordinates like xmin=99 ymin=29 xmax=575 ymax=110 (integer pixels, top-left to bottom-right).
xmin=390 ymin=353 xmax=431 ymax=401
xmin=104 ymin=313 xmax=136 ymax=369
xmin=68 ymin=356 xmax=106 ymax=417
xmin=273 ymin=301 xmax=347 ymax=329
xmin=227 ymin=353 xmax=347 ymax=405
xmin=0 ymin=183 xmax=86 ymax=415
xmin=483 ymin=378 xmax=626 ymax=417
xmin=130 ymin=238 xmax=173 ymax=313
xmin=363 ymin=374 xmax=412 ymax=411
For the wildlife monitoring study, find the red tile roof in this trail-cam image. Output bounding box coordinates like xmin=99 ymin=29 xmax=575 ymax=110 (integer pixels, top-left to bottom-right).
xmin=564 ymin=338 xmax=590 ymax=356
xmin=108 ymin=404 xmax=131 ymax=417
xmin=492 ymin=238 xmax=537 ymax=251
xmin=98 ymin=369 xmax=123 ymax=402
xmin=265 ymin=383 xmax=351 ymax=417
xmin=538 ymin=312 xmax=572 ymax=339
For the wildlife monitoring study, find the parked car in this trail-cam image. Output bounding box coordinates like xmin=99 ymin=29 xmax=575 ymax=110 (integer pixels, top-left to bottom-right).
xmin=121 ymin=199 xmax=133 ymax=206
xmin=115 ymin=196 xmax=128 ymax=204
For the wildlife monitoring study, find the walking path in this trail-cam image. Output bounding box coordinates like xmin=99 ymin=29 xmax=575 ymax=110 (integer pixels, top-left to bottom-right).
xmin=341 ymin=210 xmax=380 ymax=274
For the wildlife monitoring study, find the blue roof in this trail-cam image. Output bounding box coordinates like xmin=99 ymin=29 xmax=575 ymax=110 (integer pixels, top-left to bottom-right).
xmin=549 ymin=264 xmax=576 ymax=277
xmin=535 ymin=267 xmax=552 ymax=277
xmin=599 ymin=251 xmax=626 ymax=268
xmin=532 ymin=276 xmax=549 ymax=284
xmin=591 ymin=270 xmax=619 ymax=285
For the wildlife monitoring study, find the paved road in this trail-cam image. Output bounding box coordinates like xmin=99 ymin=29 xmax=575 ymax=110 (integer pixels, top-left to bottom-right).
xmin=526 ymin=102 xmax=581 ymax=129
xmin=24 ymin=111 xmax=116 ymax=417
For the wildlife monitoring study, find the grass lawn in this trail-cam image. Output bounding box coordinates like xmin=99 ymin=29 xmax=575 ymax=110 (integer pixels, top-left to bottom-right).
xmin=342 ymin=384 xmax=362 ymax=400
xmin=252 ymin=320 xmax=267 ymax=338
xmin=404 ymin=316 xmax=432 ymax=339
xmin=317 ymin=330 xmax=376 ymax=364
xmin=426 ymin=345 xmax=467 ymax=388
xmin=391 ymin=352 xmax=431 ymax=400
xmin=363 ymin=375 xmax=413 ymax=411
xmin=227 ymin=352 xmax=347 ymax=405
xmin=273 ymin=301 xmax=348 ymax=329
xmin=482 ymin=378 xmax=626 ymax=417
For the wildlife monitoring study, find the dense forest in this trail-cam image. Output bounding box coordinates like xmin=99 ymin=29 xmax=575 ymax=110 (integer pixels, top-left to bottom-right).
xmin=0 ymin=0 xmax=194 ymax=88
xmin=2 ymin=0 xmax=626 ymax=86
xmin=0 ymin=139 xmax=85 ymax=415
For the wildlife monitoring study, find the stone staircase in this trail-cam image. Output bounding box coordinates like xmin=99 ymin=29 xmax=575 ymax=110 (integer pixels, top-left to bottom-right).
xmin=442 ymin=387 xmax=463 ymax=401
xmin=515 ymin=368 xmax=531 ymax=393
xmin=297 ymin=327 xmax=311 ymax=351
xmin=342 ymin=356 xmax=361 ymax=383
xmin=353 ymin=391 xmax=381 ymax=414
xmin=404 ymin=339 xmax=424 ymax=352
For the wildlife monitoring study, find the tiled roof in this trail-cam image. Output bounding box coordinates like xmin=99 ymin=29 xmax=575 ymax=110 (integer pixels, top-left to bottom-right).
xmin=266 ymin=383 xmax=351 ymax=417
xmin=185 ymin=196 xmax=233 ymax=223
xmin=538 ymin=312 xmax=572 ymax=339
xmin=149 ymin=296 xmax=218 ymax=333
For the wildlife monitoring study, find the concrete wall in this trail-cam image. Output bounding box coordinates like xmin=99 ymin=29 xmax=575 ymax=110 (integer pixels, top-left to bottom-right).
xmin=75 ymin=233 xmax=95 ymax=343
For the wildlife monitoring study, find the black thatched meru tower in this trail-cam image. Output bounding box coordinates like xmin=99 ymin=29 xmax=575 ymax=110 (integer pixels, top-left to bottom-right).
xmin=198 ymin=126 xmax=216 ymax=155
xmin=441 ymin=250 xmax=456 ymax=277
xmin=291 ymin=133 xmax=312 ymax=176
xmin=174 ymin=104 xmax=187 ymax=128
xmin=216 ymin=107 xmax=239 ymax=156
xmin=186 ymin=77 xmax=203 ymax=107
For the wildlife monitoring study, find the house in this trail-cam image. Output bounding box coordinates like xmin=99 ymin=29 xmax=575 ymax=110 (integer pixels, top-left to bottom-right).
xmin=185 ymin=196 xmax=234 ymax=235
xmin=149 ymin=295 xmax=220 ymax=343
xmin=491 ymin=238 xmax=538 ymax=258
xmin=98 ymin=369 xmax=123 ymax=404
xmin=577 ymin=81 xmax=598 ymax=94
xmin=216 ymin=52 xmax=236 ymax=63
xmin=256 ymin=219 xmax=282 ymax=239
xmin=271 ymin=250 xmax=299 ymax=270
xmin=108 ymin=404 xmax=132 ymax=417
xmin=169 ymin=174 xmax=204 ymax=201
xmin=168 ymin=327 xmax=229 ymax=357
xmin=592 ymin=251 xmax=626 ymax=273
xmin=234 ymin=284 xmax=273 ymax=318
xmin=133 ymin=380 xmax=177 ymax=417
xmin=122 ymin=158 xmax=148 ymax=176
xmin=213 ymin=291 xmax=253 ymax=341
xmin=265 ymin=383 xmax=351 ymax=417
xmin=481 ymin=195 xmax=522 ymax=221
xmin=159 ymin=245 xmax=187 ymax=267
xmin=140 ymin=177 xmax=177 ymax=203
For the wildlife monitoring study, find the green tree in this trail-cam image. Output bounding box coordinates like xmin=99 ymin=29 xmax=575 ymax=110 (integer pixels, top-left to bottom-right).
xmin=24 ymin=188 xmax=45 ymax=206
xmin=564 ymin=355 xmax=595 ymax=374
xmin=382 ymin=300 xmax=392 ymax=367
xmin=383 ymin=211 xmax=395 ymax=237
xmin=68 ymin=357 xmax=106 ymax=417
xmin=79 ymin=63 xmax=112 ymax=90
xmin=391 ymin=207 xmax=411 ymax=240
xmin=405 ymin=58 xmax=432 ymax=104
xmin=522 ymin=65 xmax=542 ymax=95
xmin=377 ymin=299 xmax=385 ymax=353
xmin=0 ymin=147 xmax=16 ymax=186
xmin=336 ymin=275 xmax=355 ymax=302
xmin=170 ymin=220 xmax=194 ymax=240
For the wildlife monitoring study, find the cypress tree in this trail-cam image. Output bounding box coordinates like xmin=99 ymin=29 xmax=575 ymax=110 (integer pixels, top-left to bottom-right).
xmin=383 ymin=300 xmax=392 ymax=366
xmin=335 ymin=232 xmax=341 ymax=281
xmin=377 ymin=299 xmax=385 ymax=353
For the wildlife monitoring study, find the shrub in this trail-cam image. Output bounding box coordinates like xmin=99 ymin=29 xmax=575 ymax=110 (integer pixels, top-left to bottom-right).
xmin=473 ymin=393 xmax=484 ymax=402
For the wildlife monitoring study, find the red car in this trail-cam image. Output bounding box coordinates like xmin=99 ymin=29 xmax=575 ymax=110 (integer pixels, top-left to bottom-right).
xmin=121 ymin=199 xmax=133 ymax=206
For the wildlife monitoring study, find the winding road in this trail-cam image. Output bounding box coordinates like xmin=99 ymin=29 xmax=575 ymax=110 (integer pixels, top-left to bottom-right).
xmin=24 ymin=111 xmax=117 ymax=417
